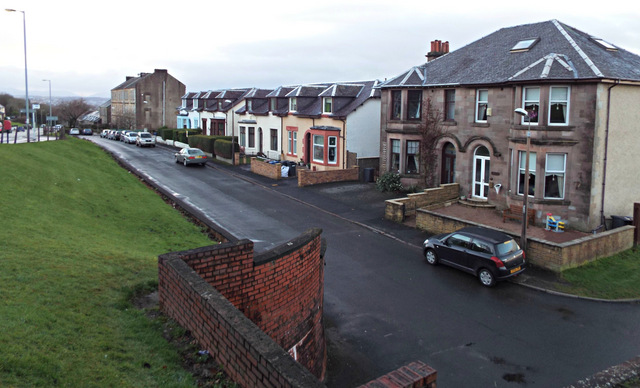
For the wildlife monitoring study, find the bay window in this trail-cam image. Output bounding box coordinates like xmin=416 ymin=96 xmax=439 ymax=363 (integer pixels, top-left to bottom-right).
xmin=406 ymin=140 xmax=420 ymax=174
xmin=313 ymin=135 xmax=324 ymax=162
xmin=390 ymin=139 xmax=400 ymax=172
xmin=522 ymin=87 xmax=540 ymax=124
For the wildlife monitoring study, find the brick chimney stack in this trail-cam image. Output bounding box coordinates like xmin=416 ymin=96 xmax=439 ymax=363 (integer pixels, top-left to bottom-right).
xmin=426 ymin=40 xmax=449 ymax=62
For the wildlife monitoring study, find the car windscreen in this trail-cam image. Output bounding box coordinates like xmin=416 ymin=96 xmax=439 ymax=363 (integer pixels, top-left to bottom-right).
xmin=495 ymin=239 xmax=520 ymax=256
xmin=187 ymin=149 xmax=203 ymax=155
xmin=140 ymin=133 xmax=151 ymax=138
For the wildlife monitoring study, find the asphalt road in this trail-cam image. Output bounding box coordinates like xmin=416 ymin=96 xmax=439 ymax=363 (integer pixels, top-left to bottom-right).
xmin=88 ymin=136 xmax=640 ymax=388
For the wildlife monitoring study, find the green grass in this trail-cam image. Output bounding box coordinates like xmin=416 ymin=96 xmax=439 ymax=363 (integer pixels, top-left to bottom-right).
xmin=558 ymin=248 xmax=640 ymax=300
xmin=0 ymin=138 xmax=218 ymax=387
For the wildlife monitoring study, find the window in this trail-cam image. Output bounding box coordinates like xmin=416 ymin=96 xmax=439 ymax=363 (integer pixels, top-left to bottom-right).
xmin=313 ymin=135 xmax=324 ymax=162
xmin=522 ymin=87 xmax=540 ymax=125
xmin=248 ymin=127 xmax=255 ymax=148
xmin=549 ymin=86 xmax=569 ymax=125
xmin=239 ymin=126 xmax=246 ymax=147
xmin=406 ymin=140 xmax=419 ymax=174
xmin=270 ymin=98 xmax=277 ymax=111
xmin=544 ymin=154 xmax=566 ymax=199
xmin=407 ymin=90 xmax=422 ymax=120
xmin=323 ymin=97 xmax=332 ymax=114
xmin=476 ymin=89 xmax=488 ymax=122
xmin=217 ymin=101 xmax=222 ymax=110
xmin=445 ymin=89 xmax=455 ymax=121
xmin=328 ymin=136 xmax=337 ymax=164
xmin=270 ymin=129 xmax=278 ymax=151
xmin=247 ymin=100 xmax=253 ymax=111
xmin=518 ymin=151 xmax=537 ymax=196
xmin=289 ymin=97 xmax=297 ymax=112
xmin=511 ymin=38 xmax=539 ymax=52
xmin=390 ymin=139 xmax=400 ymax=172
xmin=447 ymin=234 xmax=472 ymax=249
xmin=287 ymin=129 xmax=297 ymax=155
xmin=390 ymin=90 xmax=402 ymax=120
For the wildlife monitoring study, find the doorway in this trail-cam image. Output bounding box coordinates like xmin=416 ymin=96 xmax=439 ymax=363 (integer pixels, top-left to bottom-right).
xmin=473 ymin=146 xmax=491 ymax=199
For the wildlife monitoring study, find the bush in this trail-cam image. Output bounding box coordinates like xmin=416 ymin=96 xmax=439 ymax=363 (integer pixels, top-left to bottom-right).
xmin=214 ymin=139 xmax=240 ymax=159
xmin=376 ymin=172 xmax=404 ymax=192
xmin=177 ymin=129 xmax=201 ymax=143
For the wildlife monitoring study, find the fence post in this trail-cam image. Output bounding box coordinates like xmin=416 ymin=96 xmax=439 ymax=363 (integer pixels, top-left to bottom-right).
xmin=634 ymin=203 xmax=639 ymax=246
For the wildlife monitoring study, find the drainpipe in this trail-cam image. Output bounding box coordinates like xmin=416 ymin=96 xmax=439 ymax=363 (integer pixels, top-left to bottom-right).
xmin=340 ymin=118 xmax=346 ymax=169
xmin=600 ymin=80 xmax=620 ymax=227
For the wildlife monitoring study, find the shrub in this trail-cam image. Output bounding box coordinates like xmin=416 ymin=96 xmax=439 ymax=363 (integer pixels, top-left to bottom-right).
xmin=214 ymin=139 xmax=240 ymax=159
xmin=177 ymin=129 xmax=201 ymax=143
xmin=376 ymin=172 xmax=404 ymax=192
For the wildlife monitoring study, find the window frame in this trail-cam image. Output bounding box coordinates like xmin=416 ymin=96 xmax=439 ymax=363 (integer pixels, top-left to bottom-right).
xmin=313 ymin=134 xmax=324 ymax=163
xmin=390 ymin=90 xmax=402 ymax=120
xmin=544 ymin=153 xmax=566 ymax=199
xmin=390 ymin=139 xmax=400 ymax=173
xmin=475 ymin=89 xmax=488 ymax=123
xmin=517 ymin=150 xmax=537 ymax=197
xmin=323 ymin=97 xmax=332 ymax=114
xmin=289 ymin=97 xmax=297 ymax=112
xmin=445 ymin=89 xmax=455 ymax=121
xmin=287 ymin=127 xmax=298 ymax=156
xmin=548 ymin=86 xmax=570 ymax=126
xmin=405 ymin=140 xmax=420 ymax=174
xmin=521 ymin=87 xmax=540 ymax=125
xmin=248 ymin=127 xmax=255 ymax=148
xmin=406 ymin=90 xmax=422 ymax=120
xmin=239 ymin=126 xmax=246 ymax=147
xmin=270 ymin=128 xmax=278 ymax=151
xmin=328 ymin=136 xmax=338 ymax=164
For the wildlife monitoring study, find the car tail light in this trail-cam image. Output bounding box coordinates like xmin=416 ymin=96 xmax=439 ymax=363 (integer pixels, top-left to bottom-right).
xmin=188 ymin=156 xmax=195 ymax=159
xmin=490 ymin=256 xmax=505 ymax=268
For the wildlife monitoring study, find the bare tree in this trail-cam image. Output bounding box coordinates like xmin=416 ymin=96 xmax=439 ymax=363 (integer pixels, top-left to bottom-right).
xmin=418 ymin=97 xmax=447 ymax=188
xmin=56 ymin=99 xmax=93 ymax=129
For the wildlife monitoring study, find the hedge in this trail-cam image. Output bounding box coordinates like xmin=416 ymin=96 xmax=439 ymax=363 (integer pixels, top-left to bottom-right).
xmin=214 ymin=139 xmax=240 ymax=159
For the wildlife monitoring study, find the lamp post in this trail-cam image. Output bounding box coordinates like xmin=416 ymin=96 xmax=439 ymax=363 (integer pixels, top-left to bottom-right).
xmin=5 ymin=8 xmax=30 ymax=143
xmin=43 ymin=79 xmax=52 ymax=140
xmin=224 ymin=99 xmax=235 ymax=166
xmin=515 ymin=107 xmax=532 ymax=252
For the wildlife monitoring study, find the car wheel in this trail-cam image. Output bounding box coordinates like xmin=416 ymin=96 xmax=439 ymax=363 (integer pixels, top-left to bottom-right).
xmin=478 ymin=268 xmax=496 ymax=287
xmin=174 ymin=156 xmax=179 ymax=164
xmin=183 ymin=159 xmax=188 ymax=166
xmin=424 ymin=249 xmax=438 ymax=265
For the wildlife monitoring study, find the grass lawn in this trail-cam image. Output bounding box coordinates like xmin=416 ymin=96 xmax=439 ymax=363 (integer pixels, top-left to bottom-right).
xmin=559 ymin=248 xmax=640 ymax=300
xmin=0 ymin=138 xmax=221 ymax=387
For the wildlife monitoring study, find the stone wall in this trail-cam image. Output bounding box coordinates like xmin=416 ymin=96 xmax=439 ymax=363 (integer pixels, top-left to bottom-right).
xmin=416 ymin=208 xmax=635 ymax=272
xmin=385 ymin=183 xmax=460 ymax=222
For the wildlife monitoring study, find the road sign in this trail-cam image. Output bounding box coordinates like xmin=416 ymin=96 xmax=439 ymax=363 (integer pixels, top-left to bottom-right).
xmin=46 ymin=116 xmax=58 ymax=121
xmin=32 ymin=104 xmax=40 ymax=109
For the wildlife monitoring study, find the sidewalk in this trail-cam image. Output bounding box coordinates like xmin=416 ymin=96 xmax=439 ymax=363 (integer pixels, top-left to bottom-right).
xmin=0 ymin=128 xmax=60 ymax=144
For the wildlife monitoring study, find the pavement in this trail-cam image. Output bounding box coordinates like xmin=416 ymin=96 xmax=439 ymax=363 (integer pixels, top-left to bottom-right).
xmin=0 ymin=128 xmax=61 ymax=144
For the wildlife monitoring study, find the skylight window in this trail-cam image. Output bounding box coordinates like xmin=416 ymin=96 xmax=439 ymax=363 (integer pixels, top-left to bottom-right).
xmin=592 ymin=37 xmax=617 ymax=51
xmin=511 ymin=38 xmax=539 ymax=52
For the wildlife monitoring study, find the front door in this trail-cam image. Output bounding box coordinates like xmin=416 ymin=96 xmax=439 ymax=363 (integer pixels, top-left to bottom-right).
xmin=473 ymin=146 xmax=491 ymax=199
xmin=441 ymin=142 xmax=456 ymax=184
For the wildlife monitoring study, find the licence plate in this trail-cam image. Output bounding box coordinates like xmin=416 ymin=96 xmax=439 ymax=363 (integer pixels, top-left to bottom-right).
xmin=510 ymin=266 xmax=521 ymax=274
xmin=195 ymin=155 xmax=202 ymax=158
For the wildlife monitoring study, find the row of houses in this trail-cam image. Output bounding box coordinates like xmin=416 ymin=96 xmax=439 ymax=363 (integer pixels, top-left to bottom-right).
xmin=101 ymin=19 xmax=640 ymax=232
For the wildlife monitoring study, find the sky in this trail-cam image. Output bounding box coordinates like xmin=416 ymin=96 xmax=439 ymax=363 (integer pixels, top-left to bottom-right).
xmin=1 ymin=0 xmax=639 ymax=100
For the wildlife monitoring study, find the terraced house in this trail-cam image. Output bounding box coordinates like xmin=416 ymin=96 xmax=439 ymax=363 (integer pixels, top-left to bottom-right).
xmin=379 ymin=20 xmax=640 ymax=232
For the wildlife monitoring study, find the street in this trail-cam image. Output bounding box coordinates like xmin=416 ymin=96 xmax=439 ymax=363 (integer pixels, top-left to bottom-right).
xmin=88 ymin=136 xmax=640 ymax=387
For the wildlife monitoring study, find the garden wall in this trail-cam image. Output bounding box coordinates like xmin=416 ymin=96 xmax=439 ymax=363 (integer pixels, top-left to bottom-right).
xmin=251 ymin=157 xmax=282 ymax=180
xmin=298 ymin=166 xmax=359 ymax=187
xmin=416 ymin=208 xmax=635 ymax=272
xmin=385 ymin=183 xmax=460 ymax=222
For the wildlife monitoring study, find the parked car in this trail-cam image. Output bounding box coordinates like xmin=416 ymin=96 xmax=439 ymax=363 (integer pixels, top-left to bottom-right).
xmin=69 ymin=128 xmax=80 ymax=135
xmin=100 ymin=129 xmax=110 ymax=138
xmin=123 ymin=131 xmax=138 ymax=144
xmin=135 ymin=132 xmax=156 ymax=147
xmin=82 ymin=128 xmax=93 ymax=135
xmin=107 ymin=130 xmax=116 ymax=140
xmin=422 ymin=226 xmax=526 ymax=287
xmin=174 ymin=147 xmax=208 ymax=166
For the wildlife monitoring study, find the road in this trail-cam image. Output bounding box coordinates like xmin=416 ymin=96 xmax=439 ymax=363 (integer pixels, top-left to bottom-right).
xmin=88 ymin=136 xmax=640 ymax=387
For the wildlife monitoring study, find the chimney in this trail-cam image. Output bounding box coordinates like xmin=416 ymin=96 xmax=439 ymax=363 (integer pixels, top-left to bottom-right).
xmin=426 ymin=40 xmax=449 ymax=62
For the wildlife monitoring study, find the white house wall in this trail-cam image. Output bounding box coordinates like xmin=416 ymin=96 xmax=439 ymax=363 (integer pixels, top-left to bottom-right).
xmin=345 ymin=99 xmax=381 ymax=158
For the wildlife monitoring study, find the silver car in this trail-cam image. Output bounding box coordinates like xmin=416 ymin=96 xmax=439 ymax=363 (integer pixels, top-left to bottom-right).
xmin=174 ymin=148 xmax=208 ymax=166
xmin=135 ymin=132 xmax=156 ymax=147
xmin=123 ymin=131 xmax=138 ymax=144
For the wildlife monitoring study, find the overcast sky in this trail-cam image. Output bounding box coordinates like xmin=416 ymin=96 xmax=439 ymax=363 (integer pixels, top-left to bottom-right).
xmin=2 ymin=0 xmax=639 ymax=99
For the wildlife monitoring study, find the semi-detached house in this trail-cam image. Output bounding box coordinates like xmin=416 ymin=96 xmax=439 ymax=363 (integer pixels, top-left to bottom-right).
xmin=379 ymin=20 xmax=640 ymax=232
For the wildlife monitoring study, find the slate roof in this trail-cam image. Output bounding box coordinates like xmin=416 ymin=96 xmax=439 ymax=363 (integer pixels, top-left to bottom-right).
xmin=281 ymin=81 xmax=380 ymax=118
xmin=380 ymin=20 xmax=640 ymax=88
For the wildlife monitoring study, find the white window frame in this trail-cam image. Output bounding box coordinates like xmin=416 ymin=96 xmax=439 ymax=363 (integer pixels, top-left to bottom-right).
xmin=239 ymin=126 xmax=246 ymax=147
xmin=475 ymin=89 xmax=488 ymax=123
xmin=390 ymin=139 xmax=400 ymax=172
xmin=405 ymin=140 xmax=420 ymax=174
xmin=323 ymin=97 xmax=332 ymax=114
xmin=521 ymin=87 xmax=540 ymax=125
xmin=548 ymin=86 xmax=570 ymax=126
xmin=518 ymin=150 xmax=537 ymax=197
xmin=289 ymin=97 xmax=297 ymax=112
xmin=313 ymin=135 xmax=324 ymax=163
xmin=328 ymin=136 xmax=337 ymax=164
xmin=544 ymin=153 xmax=566 ymax=199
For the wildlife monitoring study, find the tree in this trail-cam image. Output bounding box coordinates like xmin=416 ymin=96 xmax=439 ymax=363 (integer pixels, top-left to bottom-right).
xmin=418 ymin=97 xmax=448 ymax=188
xmin=55 ymin=98 xmax=93 ymax=129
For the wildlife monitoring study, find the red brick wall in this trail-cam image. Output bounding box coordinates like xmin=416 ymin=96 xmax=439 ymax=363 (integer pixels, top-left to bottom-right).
xmin=251 ymin=157 xmax=282 ymax=180
xmin=159 ymin=228 xmax=327 ymax=381
xmin=298 ymin=166 xmax=359 ymax=187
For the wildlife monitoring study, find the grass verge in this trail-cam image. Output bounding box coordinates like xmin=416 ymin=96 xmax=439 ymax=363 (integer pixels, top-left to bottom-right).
xmin=558 ymin=247 xmax=640 ymax=300
xmin=0 ymin=138 xmax=227 ymax=387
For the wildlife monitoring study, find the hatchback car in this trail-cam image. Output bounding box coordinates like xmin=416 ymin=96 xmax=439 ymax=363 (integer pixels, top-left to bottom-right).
xmin=82 ymin=128 xmax=93 ymax=135
xmin=423 ymin=226 xmax=526 ymax=287
xmin=135 ymin=132 xmax=156 ymax=147
xmin=175 ymin=148 xmax=208 ymax=166
xmin=69 ymin=128 xmax=80 ymax=135
xmin=123 ymin=131 xmax=138 ymax=144
xmin=100 ymin=129 xmax=110 ymax=138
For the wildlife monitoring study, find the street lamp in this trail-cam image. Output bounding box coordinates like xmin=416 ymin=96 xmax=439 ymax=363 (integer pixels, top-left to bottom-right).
xmin=5 ymin=8 xmax=30 ymax=143
xmin=515 ymin=107 xmax=532 ymax=253
xmin=43 ymin=79 xmax=52 ymax=140
xmin=224 ymin=99 xmax=235 ymax=166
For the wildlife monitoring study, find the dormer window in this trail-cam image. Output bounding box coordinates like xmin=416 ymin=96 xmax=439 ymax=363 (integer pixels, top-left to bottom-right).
xmin=511 ymin=38 xmax=539 ymax=52
xmin=193 ymin=99 xmax=198 ymax=109
xmin=217 ymin=101 xmax=222 ymax=110
xmin=592 ymin=37 xmax=617 ymax=51
xmin=290 ymin=97 xmax=297 ymax=112
xmin=270 ymin=98 xmax=276 ymax=111
xmin=247 ymin=99 xmax=253 ymax=111
xmin=323 ymin=97 xmax=332 ymax=114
